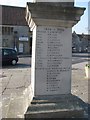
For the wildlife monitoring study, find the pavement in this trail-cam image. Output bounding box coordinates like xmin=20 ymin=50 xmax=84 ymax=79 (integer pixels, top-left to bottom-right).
xmin=0 ymin=56 xmax=89 ymax=119
xmin=72 ymin=53 xmax=90 ymax=58
xmin=0 ymin=63 xmax=32 ymax=118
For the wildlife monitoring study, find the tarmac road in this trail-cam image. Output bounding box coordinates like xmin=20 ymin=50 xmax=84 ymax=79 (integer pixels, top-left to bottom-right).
xmin=72 ymin=53 xmax=90 ymax=64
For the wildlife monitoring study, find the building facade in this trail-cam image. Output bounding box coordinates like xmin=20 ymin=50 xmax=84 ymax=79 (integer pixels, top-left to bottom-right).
xmin=0 ymin=5 xmax=89 ymax=54
xmin=1 ymin=5 xmax=32 ymax=55
xmin=72 ymin=31 xmax=90 ymax=53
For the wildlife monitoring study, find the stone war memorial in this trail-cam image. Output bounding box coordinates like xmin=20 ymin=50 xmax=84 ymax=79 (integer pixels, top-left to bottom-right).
xmin=25 ymin=0 xmax=86 ymax=118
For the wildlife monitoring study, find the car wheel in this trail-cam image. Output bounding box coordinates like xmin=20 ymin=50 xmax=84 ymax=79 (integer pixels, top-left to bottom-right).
xmin=11 ymin=60 xmax=17 ymax=65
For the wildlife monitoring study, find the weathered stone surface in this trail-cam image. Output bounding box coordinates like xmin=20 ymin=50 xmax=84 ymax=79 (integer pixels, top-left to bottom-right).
xmin=25 ymin=94 xmax=85 ymax=118
xmin=26 ymin=2 xmax=85 ymax=28
xmin=25 ymin=2 xmax=86 ymax=119
xmin=33 ymin=0 xmax=74 ymax=5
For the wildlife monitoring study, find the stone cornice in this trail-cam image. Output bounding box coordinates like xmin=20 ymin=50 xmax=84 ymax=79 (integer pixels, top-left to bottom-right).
xmin=26 ymin=2 xmax=85 ymax=29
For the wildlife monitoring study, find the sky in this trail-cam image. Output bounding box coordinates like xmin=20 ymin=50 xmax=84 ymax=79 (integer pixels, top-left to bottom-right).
xmin=0 ymin=0 xmax=89 ymax=34
xmin=73 ymin=0 xmax=89 ymax=34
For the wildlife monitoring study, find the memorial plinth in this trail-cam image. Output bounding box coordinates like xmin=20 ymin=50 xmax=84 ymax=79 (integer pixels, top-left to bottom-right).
xmin=25 ymin=2 xmax=85 ymax=118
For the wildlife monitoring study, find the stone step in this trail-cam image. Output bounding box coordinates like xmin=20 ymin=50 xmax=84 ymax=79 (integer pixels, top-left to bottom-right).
xmin=25 ymin=95 xmax=86 ymax=119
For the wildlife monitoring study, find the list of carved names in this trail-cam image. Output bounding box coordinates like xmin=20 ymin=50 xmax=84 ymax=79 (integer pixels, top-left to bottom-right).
xmin=36 ymin=26 xmax=71 ymax=92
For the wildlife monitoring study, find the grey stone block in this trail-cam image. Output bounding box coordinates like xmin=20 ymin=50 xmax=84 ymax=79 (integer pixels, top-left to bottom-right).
xmin=25 ymin=94 xmax=86 ymax=118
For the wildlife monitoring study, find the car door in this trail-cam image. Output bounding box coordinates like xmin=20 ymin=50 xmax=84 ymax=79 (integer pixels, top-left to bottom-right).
xmin=2 ymin=49 xmax=11 ymax=63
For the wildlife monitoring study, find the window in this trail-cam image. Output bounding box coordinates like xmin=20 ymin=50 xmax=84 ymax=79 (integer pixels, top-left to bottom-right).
xmin=7 ymin=27 xmax=10 ymax=35
xmin=4 ymin=49 xmax=11 ymax=56
xmin=4 ymin=27 xmax=7 ymax=34
xmin=2 ymin=27 xmax=13 ymax=35
xmin=11 ymin=50 xmax=16 ymax=55
xmin=11 ymin=27 xmax=13 ymax=33
xmin=2 ymin=27 xmax=5 ymax=35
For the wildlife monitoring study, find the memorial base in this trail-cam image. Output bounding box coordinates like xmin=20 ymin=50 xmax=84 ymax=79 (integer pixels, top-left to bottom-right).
xmin=25 ymin=94 xmax=86 ymax=119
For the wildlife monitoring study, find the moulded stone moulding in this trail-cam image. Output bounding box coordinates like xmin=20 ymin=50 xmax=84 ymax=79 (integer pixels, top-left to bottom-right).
xmin=33 ymin=0 xmax=74 ymax=2
xmin=25 ymin=2 xmax=85 ymax=30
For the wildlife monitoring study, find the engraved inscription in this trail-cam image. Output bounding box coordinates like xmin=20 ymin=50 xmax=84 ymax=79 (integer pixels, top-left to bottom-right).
xmin=35 ymin=26 xmax=71 ymax=94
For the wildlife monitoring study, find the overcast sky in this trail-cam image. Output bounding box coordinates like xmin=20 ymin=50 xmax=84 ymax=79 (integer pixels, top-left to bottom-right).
xmin=0 ymin=0 xmax=89 ymax=34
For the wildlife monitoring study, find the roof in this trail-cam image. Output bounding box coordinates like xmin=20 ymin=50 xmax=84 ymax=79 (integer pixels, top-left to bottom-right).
xmin=1 ymin=5 xmax=27 ymax=26
xmin=72 ymin=32 xmax=90 ymax=41
xmin=78 ymin=34 xmax=90 ymax=41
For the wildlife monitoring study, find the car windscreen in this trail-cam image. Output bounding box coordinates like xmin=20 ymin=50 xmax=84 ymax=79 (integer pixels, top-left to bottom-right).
xmin=11 ymin=50 xmax=17 ymax=55
xmin=3 ymin=49 xmax=11 ymax=56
